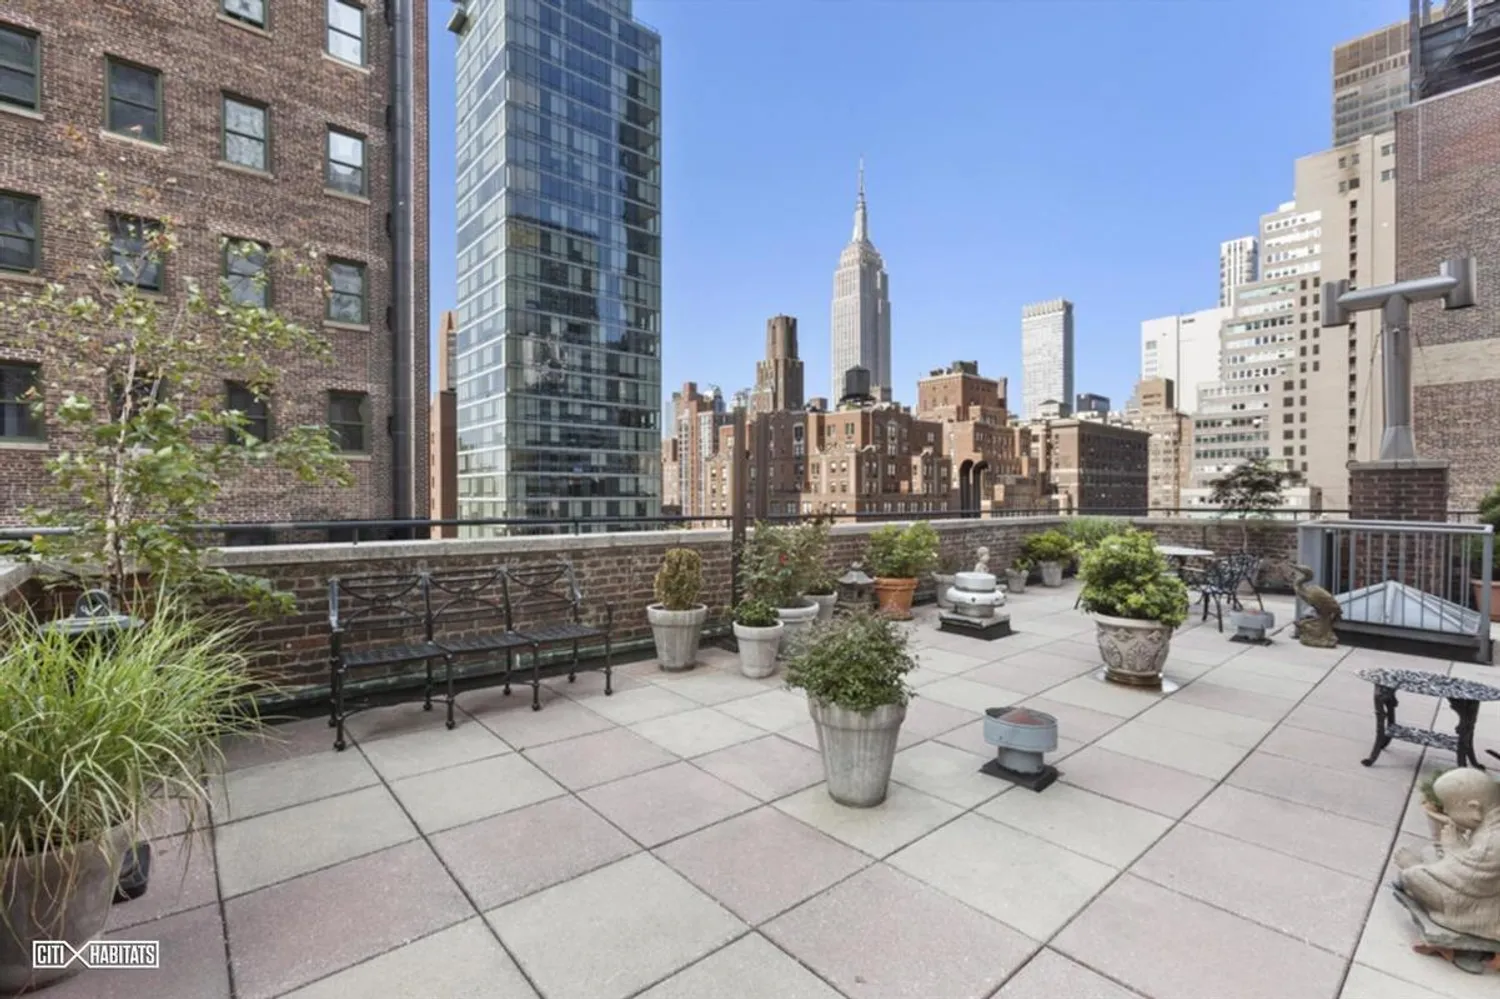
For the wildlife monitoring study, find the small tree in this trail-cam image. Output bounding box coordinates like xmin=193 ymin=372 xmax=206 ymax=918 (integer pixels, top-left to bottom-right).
xmin=0 ymin=170 xmax=352 ymax=613
xmin=1209 ymin=459 xmax=1301 ymax=551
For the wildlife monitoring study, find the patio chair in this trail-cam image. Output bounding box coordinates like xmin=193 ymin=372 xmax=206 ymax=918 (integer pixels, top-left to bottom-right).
xmin=1183 ymin=553 xmax=1263 ymax=632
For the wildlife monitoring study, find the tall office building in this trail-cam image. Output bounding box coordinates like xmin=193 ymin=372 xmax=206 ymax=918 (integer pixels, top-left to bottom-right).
xmin=1140 ymin=306 xmax=1231 ymax=415
xmin=1332 ymin=19 xmax=1411 ymax=146
xmin=1020 ymin=299 xmax=1075 ymax=420
xmin=1219 ymin=236 xmax=1258 ymax=307
xmin=451 ymin=0 xmax=662 ymax=532
xmin=751 ymin=315 xmax=805 ymax=415
xmin=830 ymin=164 xmax=892 ymax=402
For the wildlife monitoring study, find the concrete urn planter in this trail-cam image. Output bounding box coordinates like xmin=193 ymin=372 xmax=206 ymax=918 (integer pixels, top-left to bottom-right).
xmin=733 ymin=620 xmax=784 ymax=678
xmin=1004 ymin=570 xmax=1028 ymax=594
xmin=1038 ymin=561 xmax=1064 ymax=588
xmin=0 ymin=827 xmax=130 ymax=994
xmin=775 ymin=601 xmax=820 ymax=657
xmin=647 ymin=604 xmax=708 ymax=672
xmin=932 ymin=573 xmax=956 ymax=610
xmin=1094 ymin=613 xmax=1173 ymax=686
xmin=808 ymin=592 xmax=838 ymax=623
xmin=807 ymin=698 xmax=907 ymax=808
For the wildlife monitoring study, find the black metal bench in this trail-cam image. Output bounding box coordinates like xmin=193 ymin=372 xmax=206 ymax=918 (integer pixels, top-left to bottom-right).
xmin=503 ymin=560 xmax=615 ymax=709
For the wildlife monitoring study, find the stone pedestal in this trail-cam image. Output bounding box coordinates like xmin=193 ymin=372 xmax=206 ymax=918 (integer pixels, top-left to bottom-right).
xmin=1349 ymin=459 xmax=1451 ymax=522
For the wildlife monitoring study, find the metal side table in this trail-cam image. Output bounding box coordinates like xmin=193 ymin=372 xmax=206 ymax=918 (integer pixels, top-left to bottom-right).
xmin=1355 ymin=667 xmax=1500 ymax=770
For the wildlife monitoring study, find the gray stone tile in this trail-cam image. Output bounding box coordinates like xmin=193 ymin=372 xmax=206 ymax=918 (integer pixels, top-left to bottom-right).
xmin=918 ymin=676 xmax=1025 ymax=714
xmin=1170 ymin=680 xmax=1297 ymax=722
xmin=1186 ymin=784 xmax=1394 ymax=881
xmin=215 ymin=785 xmax=416 ymax=897
xmin=389 ymin=752 xmax=565 ymax=833
xmin=915 ymin=646 xmax=991 ymax=675
xmin=890 ymin=740 xmax=1005 ymax=807
xmin=580 ymin=684 xmax=698 ymax=725
xmin=1257 ymin=724 xmax=1421 ymax=782
xmin=1300 ymin=671 xmax=1382 ymax=717
xmin=896 ymin=694 xmax=982 ymax=744
xmin=524 ymin=726 xmax=677 ymax=790
xmin=692 ymin=735 xmax=826 ymax=801
xmin=1097 ymin=720 xmax=1251 ymax=779
xmin=657 ymin=807 xmax=868 ymax=924
xmin=473 ymin=695 xmax=614 ymax=749
xmin=764 ymin=864 xmax=1037 ymax=998
xmin=357 ymin=718 xmax=512 ymax=782
xmin=1018 ymin=694 xmax=1129 ymax=742
xmin=630 ymin=706 xmax=767 ymax=758
xmin=716 ymin=688 xmax=813 ymax=732
xmin=221 ymin=715 xmax=337 ymax=772
xmin=1352 ymin=873 xmax=1500 ymax=999
xmin=995 ymin=949 xmax=1141 ymax=999
xmin=1283 ymin=701 xmax=1386 ymax=743
xmin=109 ymin=831 xmax=218 ymax=931
xmin=221 ymin=748 xmax=379 ymax=822
xmin=1131 ymin=823 xmax=1375 ymax=956
xmin=1060 ymin=746 xmax=1215 ymax=818
xmin=487 ymin=853 xmax=745 ymax=999
xmin=890 ymin=813 xmax=1116 ymax=939
xmin=963 ymin=655 xmax=1094 ymax=695
xmin=225 ymin=840 xmax=471 ymax=999
xmin=279 ymin=918 xmax=538 ymax=999
xmin=580 ymin=761 xmax=758 ymax=847
xmin=654 ymin=668 xmax=780 ymax=705
xmin=39 ymin=903 xmax=228 ymax=999
xmin=544 ymin=666 xmax=642 ymax=700
xmin=1135 ymin=698 xmax=1275 ymax=749
xmin=979 ymin=782 xmax=1172 ymax=868
xmin=1042 ymin=675 xmax=1165 ymax=718
xmin=1054 ymin=874 xmax=1345 ymax=999
xmin=1164 ymin=639 xmax=1248 ymax=667
xmin=343 ymin=700 xmax=457 ymax=743
xmin=431 ymin=795 xmax=637 ymax=910
xmin=1227 ymin=753 xmax=1408 ymax=826
xmin=774 ymin=782 xmax=961 ymax=858
xmin=638 ymin=933 xmax=843 ymax=999
xmin=1339 ymin=963 xmax=1450 ymax=999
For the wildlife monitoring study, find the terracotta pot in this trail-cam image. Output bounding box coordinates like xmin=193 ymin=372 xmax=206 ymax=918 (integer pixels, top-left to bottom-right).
xmin=1471 ymin=580 xmax=1500 ymax=622
xmin=1094 ymin=613 xmax=1173 ymax=686
xmin=872 ymin=577 xmax=917 ymax=620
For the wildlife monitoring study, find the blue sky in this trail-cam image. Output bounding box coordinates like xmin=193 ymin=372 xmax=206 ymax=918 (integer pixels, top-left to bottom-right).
xmin=427 ymin=0 xmax=1409 ymax=415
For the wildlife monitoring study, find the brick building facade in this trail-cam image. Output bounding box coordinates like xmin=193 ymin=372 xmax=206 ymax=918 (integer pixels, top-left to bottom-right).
xmin=1038 ymin=419 xmax=1150 ymax=515
xmin=0 ymin=0 xmax=429 ymax=525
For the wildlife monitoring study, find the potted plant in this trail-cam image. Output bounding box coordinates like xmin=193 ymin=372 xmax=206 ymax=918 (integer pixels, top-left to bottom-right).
xmin=1418 ymin=768 xmax=1455 ymax=847
xmin=0 ymin=596 xmax=260 ymax=994
xmin=1005 ymin=557 xmax=1032 ymax=594
xmin=795 ymin=521 xmax=838 ymax=622
xmin=1077 ymin=529 xmax=1190 ymax=687
xmin=806 ymin=571 xmax=839 ymax=623
xmin=1022 ymin=530 xmax=1075 ymax=588
xmin=865 ymin=521 xmax=940 ymax=620
xmin=784 ymin=610 xmax=916 ymax=808
xmin=732 ymin=598 xmax=783 ymax=678
xmin=739 ymin=524 xmax=818 ymax=641
xmin=646 ymin=548 xmax=709 ymax=672
xmin=1470 ymin=483 xmax=1500 ymax=622
xmin=932 ymin=553 xmax=961 ymax=610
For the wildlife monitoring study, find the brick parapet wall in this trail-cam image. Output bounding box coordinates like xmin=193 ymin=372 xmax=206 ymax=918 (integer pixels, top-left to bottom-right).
xmin=1348 ymin=461 xmax=1451 ymax=522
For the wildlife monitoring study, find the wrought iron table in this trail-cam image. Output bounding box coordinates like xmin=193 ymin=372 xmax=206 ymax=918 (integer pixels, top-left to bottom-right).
xmin=1355 ymin=667 xmax=1500 ymax=770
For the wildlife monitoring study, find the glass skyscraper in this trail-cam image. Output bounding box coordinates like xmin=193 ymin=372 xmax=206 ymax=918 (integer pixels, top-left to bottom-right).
xmin=453 ymin=0 xmax=661 ymax=533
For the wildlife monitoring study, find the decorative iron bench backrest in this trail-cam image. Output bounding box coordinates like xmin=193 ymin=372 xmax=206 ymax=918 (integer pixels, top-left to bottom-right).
xmin=328 ymin=572 xmax=434 ymax=643
xmin=427 ymin=566 xmax=511 ymax=639
xmin=503 ymin=561 xmax=585 ymax=631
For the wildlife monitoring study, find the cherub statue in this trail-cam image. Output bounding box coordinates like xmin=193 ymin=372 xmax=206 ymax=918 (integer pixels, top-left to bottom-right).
xmin=1394 ymin=768 xmax=1500 ymax=942
xmin=1290 ymin=564 xmax=1341 ymax=649
xmin=974 ymin=547 xmax=990 ymax=575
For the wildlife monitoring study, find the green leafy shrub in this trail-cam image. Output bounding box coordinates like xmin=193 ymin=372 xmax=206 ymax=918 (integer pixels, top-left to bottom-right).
xmin=1010 ymin=556 xmax=1034 ymax=574
xmin=1022 ymin=530 xmax=1075 ymax=565
xmin=792 ymin=520 xmax=834 ymax=594
xmin=1077 ymin=529 xmax=1189 ymax=627
xmin=866 ymin=522 xmax=940 ymax=579
xmin=1479 ymin=484 xmax=1500 ymax=529
xmin=1419 ymin=768 xmax=1454 ymax=812
xmin=783 ymin=610 xmax=916 ymax=713
xmin=738 ymin=523 xmax=804 ymax=607
xmin=805 ymin=570 xmax=838 ymax=596
xmin=1063 ymin=517 xmax=1131 ymax=550
xmin=653 ymin=548 xmax=703 ymax=610
xmin=734 ymin=597 xmax=779 ymax=628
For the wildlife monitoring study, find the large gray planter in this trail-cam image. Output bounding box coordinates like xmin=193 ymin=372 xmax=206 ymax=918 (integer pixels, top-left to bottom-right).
xmin=932 ymin=574 xmax=956 ymax=610
xmin=733 ymin=620 xmax=783 ymax=678
xmin=1004 ymin=570 xmax=1028 ymax=594
xmin=1094 ymin=613 xmax=1173 ymax=686
xmin=775 ymin=600 xmax=820 ymax=656
xmin=647 ymin=604 xmax=708 ymax=671
xmin=1039 ymin=561 xmax=1064 ymax=588
xmin=808 ymin=592 xmax=837 ymax=623
xmin=1 ymin=827 xmax=130 ymax=994
xmin=807 ymin=698 xmax=907 ymax=808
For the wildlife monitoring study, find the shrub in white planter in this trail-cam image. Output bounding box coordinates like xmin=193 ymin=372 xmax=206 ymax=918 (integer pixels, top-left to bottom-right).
xmin=646 ymin=548 xmax=708 ymax=671
xmin=732 ymin=598 xmax=783 ymax=678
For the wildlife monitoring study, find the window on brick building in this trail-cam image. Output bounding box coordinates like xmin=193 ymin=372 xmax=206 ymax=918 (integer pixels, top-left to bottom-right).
xmin=327 ymin=390 xmax=368 ymax=452
xmin=222 ymin=0 xmax=266 ymax=28
xmin=326 ymin=128 xmax=365 ymax=195
xmin=0 ymin=192 xmax=39 ymax=272
xmin=108 ymin=214 xmax=164 ymax=291
xmin=225 ymin=381 xmax=270 ymax=442
xmin=105 ymin=58 xmax=162 ymax=143
xmin=0 ymin=23 xmax=39 ymax=112
xmin=326 ymin=259 xmax=366 ymax=323
xmin=223 ymin=95 xmax=269 ymax=171
xmin=326 ymin=0 xmax=364 ymax=65
xmin=0 ymin=362 xmax=40 ymax=440
xmin=223 ymin=238 xmax=270 ymax=307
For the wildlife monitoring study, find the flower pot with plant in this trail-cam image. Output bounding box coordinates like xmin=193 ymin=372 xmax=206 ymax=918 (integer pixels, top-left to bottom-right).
xmin=806 ymin=571 xmax=838 ymax=623
xmin=740 ymin=524 xmax=818 ymax=644
xmin=1023 ymin=531 xmax=1076 ymax=588
xmin=647 ymin=548 xmax=708 ymax=672
xmin=0 ymin=596 xmax=260 ymax=994
xmin=733 ymin=598 xmax=784 ymax=678
xmin=866 ymin=521 xmax=940 ymax=619
xmin=1005 ymin=558 xmax=1031 ymax=594
xmin=794 ymin=521 xmax=838 ymax=622
xmin=785 ymin=610 xmax=916 ymax=807
xmin=1077 ymin=529 xmax=1190 ymax=687
xmin=933 ymin=553 xmax=961 ymax=610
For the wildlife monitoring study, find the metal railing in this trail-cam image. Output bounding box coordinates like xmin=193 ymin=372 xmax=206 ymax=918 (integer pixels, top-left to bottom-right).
xmin=1296 ymin=519 xmax=1494 ymax=663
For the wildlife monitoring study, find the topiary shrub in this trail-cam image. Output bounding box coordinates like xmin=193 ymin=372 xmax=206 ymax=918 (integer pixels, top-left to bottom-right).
xmin=783 ymin=610 xmax=916 ymax=713
xmin=734 ymin=597 xmax=778 ymax=628
xmin=1077 ymin=529 xmax=1189 ymax=627
xmin=653 ymin=548 xmax=703 ymax=611
xmin=866 ymin=521 xmax=940 ymax=579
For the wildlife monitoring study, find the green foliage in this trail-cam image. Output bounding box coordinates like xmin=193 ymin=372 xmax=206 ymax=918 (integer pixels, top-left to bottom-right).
xmin=1419 ymin=768 xmax=1454 ymax=812
xmin=1210 ymin=459 xmax=1300 ymax=520
xmin=734 ymin=597 xmax=779 ymax=628
xmin=0 ymin=176 xmax=352 ymax=612
xmin=0 ymin=591 xmax=263 ymax=896
xmin=804 ymin=570 xmax=838 ymax=596
xmin=653 ymin=548 xmax=703 ymax=611
xmin=1010 ymin=556 xmax=1034 ymax=573
xmin=865 ymin=521 xmax=940 ymax=579
xmin=1063 ymin=516 xmax=1131 ymax=550
xmin=1077 ymin=529 xmax=1189 ymax=627
xmin=783 ymin=610 xmax=916 ymax=713
xmin=1022 ymin=530 xmax=1076 ymax=565
xmin=738 ymin=523 xmax=805 ymax=608
xmin=1478 ymin=483 xmax=1500 ymax=529
xmin=791 ymin=520 xmax=834 ymax=594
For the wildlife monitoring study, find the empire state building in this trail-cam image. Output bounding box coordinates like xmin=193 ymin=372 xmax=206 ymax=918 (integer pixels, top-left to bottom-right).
xmin=830 ymin=163 xmax=892 ymax=401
